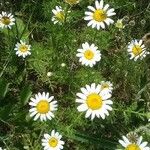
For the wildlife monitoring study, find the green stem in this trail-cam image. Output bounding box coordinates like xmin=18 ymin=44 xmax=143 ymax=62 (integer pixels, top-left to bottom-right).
xmin=67 ymin=113 xmax=83 ymax=130
xmin=114 ymin=108 xmax=147 ymax=117
xmin=93 ymin=29 xmax=98 ymax=42
xmin=64 ymin=4 xmax=70 ymax=26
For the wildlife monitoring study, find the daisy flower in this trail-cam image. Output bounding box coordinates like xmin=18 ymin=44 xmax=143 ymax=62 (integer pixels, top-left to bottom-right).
xmin=61 ymin=63 xmax=66 ymax=67
xmin=127 ymin=39 xmax=149 ymax=61
xmin=42 ymin=130 xmax=65 ymax=150
xmin=100 ymin=81 xmax=113 ymax=93
xmin=119 ymin=135 xmax=150 ymax=150
xmin=0 ymin=11 xmax=15 ymax=29
xmin=84 ymin=0 xmax=116 ymax=30
xmin=47 ymin=72 xmax=53 ymax=77
xmin=76 ymin=83 xmax=113 ymax=120
xmin=52 ymin=6 xmax=65 ymax=24
xmin=29 ymin=92 xmax=58 ymax=121
xmin=76 ymin=42 xmax=101 ymax=67
xmin=64 ymin=0 xmax=79 ymax=5
xmin=14 ymin=40 xmax=31 ymax=58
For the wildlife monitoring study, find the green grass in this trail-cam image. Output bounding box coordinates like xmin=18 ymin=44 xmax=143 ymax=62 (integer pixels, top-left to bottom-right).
xmin=0 ymin=0 xmax=150 ymax=149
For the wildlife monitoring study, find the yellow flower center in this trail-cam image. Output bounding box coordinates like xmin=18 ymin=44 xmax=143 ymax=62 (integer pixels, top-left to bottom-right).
xmin=56 ymin=12 xmax=65 ymax=22
xmin=19 ymin=45 xmax=28 ymax=52
xmin=84 ymin=50 xmax=94 ymax=60
xmin=86 ymin=93 xmax=103 ymax=110
xmin=49 ymin=137 xmax=58 ymax=147
xmin=125 ymin=144 xmax=141 ymax=150
xmin=36 ymin=100 xmax=50 ymax=114
xmin=1 ymin=16 xmax=11 ymax=25
xmin=132 ymin=45 xmax=142 ymax=56
xmin=65 ymin=0 xmax=79 ymax=4
xmin=93 ymin=9 xmax=107 ymax=22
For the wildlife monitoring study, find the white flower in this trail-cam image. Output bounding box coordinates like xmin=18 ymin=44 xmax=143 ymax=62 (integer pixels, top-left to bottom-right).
xmin=14 ymin=40 xmax=31 ymax=58
xmin=127 ymin=39 xmax=149 ymax=61
xmin=61 ymin=63 xmax=66 ymax=67
xmin=119 ymin=135 xmax=150 ymax=150
xmin=84 ymin=0 xmax=116 ymax=30
xmin=47 ymin=72 xmax=53 ymax=77
xmin=100 ymin=81 xmax=113 ymax=93
xmin=76 ymin=42 xmax=101 ymax=67
xmin=29 ymin=92 xmax=58 ymax=121
xmin=42 ymin=130 xmax=65 ymax=150
xmin=52 ymin=6 xmax=65 ymax=24
xmin=0 ymin=11 xmax=15 ymax=29
xmin=76 ymin=83 xmax=113 ymax=120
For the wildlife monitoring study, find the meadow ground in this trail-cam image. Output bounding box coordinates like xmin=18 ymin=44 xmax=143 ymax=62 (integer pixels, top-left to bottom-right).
xmin=0 ymin=0 xmax=150 ymax=150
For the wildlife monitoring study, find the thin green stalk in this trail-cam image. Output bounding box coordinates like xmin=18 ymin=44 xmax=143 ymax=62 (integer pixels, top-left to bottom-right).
xmin=64 ymin=4 xmax=70 ymax=26
xmin=114 ymin=108 xmax=147 ymax=117
xmin=67 ymin=113 xmax=83 ymax=130
xmin=93 ymin=29 xmax=98 ymax=42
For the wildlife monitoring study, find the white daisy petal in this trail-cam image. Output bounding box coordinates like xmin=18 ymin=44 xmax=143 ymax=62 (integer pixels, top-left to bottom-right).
xmin=122 ymin=136 xmax=130 ymax=144
xmin=99 ymin=0 xmax=104 ymax=9
xmin=95 ymin=1 xmax=100 ymax=9
xmin=140 ymin=142 xmax=148 ymax=148
xmin=77 ymin=104 xmax=88 ymax=112
xmin=87 ymin=6 xmax=95 ymax=12
xmin=137 ymin=136 xmax=143 ymax=145
xmin=76 ymin=93 xmax=87 ymax=100
xmin=103 ymin=4 xmax=109 ymax=10
xmin=119 ymin=140 xmax=128 ymax=147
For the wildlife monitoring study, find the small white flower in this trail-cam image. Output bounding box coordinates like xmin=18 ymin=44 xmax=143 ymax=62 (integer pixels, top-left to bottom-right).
xmin=52 ymin=6 xmax=65 ymax=24
xmin=76 ymin=42 xmax=101 ymax=67
xmin=76 ymin=83 xmax=113 ymax=120
xmin=84 ymin=0 xmax=116 ymax=30
xmin=47 ymin=72 xmax=53 ymax=77
xmin=61 ymin=63 xmax=66 ymax=67
xmin=100 ymin=81 xmax=113 ymax=93
xmin=14 ymin=40 xmax=31 ymax=58
xmin=23 ymin=146 xmax=29 ymax=149
xmin=29 ymin=92 xmax=58 ymax=121
xmin=119 ymin=135 xmax=150 ymax=150
xmin=127 ymin=39 xmax=149 ymax=61
xmin=42 ymin=130 xmax=65 ymax=150
xmin=0 ymin=11 xmax=15 ymax=29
